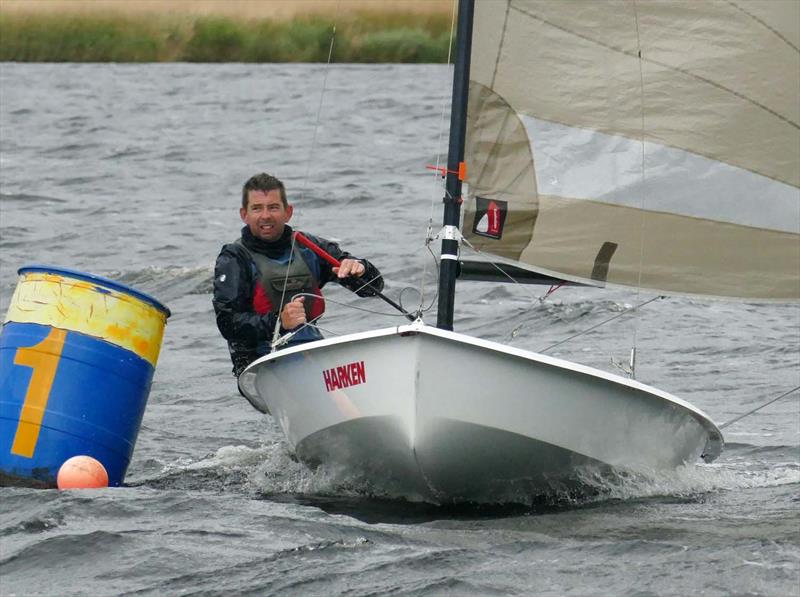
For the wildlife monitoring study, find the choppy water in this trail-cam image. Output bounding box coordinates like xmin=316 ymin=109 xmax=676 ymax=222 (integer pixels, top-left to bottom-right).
xmin=1 ymin=63 xmax=798 ymax=596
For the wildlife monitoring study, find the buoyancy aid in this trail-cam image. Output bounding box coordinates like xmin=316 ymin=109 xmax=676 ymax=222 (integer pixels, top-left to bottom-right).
xmin=235 ymin=239 xmax=325 ymax=321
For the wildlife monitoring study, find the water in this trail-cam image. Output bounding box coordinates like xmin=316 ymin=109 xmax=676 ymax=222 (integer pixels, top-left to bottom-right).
xmin=1 ymin=63 xmax=798 ymax=596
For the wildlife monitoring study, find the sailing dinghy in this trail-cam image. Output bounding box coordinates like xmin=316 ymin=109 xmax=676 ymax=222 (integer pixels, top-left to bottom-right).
xmin=240 ymin=0 xmax=799 ymax=503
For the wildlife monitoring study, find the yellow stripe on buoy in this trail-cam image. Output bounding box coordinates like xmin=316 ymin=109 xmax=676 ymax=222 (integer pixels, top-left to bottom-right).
xmin=4 ymin=272 xmax=167 ymax=366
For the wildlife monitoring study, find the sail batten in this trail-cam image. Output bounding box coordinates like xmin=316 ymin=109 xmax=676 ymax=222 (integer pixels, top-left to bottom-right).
xmin=463 ymin=0 xmax=800 ymax=301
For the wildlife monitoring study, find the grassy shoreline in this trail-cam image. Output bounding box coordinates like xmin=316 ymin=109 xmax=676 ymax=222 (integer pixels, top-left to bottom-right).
xmin=0 ymin=11 xmax=454 ymax=63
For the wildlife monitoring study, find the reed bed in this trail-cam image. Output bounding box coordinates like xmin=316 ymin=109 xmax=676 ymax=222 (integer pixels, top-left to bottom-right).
xmin=0 ymin=4 xmax=455 ymax=63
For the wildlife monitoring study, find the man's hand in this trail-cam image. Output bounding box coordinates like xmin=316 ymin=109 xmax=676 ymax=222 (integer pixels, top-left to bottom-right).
xmin=280 ymin=296 xmax=306 ymax=329
xmin=334 ymin=258 xmax=365 ymax=279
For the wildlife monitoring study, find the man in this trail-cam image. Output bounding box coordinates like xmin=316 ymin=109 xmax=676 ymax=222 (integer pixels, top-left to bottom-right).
xmin=213 ymin=172 xmax=383 ymax=379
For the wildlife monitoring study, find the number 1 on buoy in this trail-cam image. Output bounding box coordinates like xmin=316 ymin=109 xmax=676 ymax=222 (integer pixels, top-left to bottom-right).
xmin=11 ymin=328 xmax=67 ymax=458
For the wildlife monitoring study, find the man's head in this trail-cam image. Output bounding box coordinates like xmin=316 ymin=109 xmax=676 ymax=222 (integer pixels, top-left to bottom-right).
xmin=240 ymin=173 xmax=292 ymax=242
xmin=241 ymin=173 xmax=287 ymax=209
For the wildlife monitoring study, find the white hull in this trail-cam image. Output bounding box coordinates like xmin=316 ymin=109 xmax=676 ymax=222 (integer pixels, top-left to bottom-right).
xmin=240 ymin=322 xmax=723 ymax=503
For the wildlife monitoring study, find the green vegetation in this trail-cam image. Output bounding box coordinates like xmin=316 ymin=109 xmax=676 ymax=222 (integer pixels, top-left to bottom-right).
xmin=0 ymin=11 xmax=454 ymax=63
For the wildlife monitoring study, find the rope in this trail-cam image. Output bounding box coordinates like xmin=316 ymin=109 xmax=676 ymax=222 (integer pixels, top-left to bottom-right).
xmin=337 ymin=271 xmax=384 ymax=298
xmin=308 ymin=293 xmax=410 ymax=319
xmin=719 ymin=386 xmax=800 ymax=430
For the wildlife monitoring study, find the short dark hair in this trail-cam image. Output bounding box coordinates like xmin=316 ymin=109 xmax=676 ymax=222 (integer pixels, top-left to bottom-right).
xmin=242 ymin=173 xmax=287 ymax=209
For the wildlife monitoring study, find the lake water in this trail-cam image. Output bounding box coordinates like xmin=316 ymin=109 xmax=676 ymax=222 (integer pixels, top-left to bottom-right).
xmin=1 ymin=63 xmax=798 ymax=596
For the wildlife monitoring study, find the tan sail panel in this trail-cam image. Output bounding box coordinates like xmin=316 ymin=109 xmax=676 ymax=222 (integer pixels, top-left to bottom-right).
xmin=463 ymin=0 xmax=800 ymax=300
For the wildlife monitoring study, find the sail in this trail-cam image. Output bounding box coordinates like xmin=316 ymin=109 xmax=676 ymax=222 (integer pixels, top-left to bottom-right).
xmin=461 ymin=0 xmax=800 ymax=300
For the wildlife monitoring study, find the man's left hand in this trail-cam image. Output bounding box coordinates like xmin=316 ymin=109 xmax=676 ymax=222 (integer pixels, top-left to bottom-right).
xmin=334 ymin=259 xmax=365 ymax=278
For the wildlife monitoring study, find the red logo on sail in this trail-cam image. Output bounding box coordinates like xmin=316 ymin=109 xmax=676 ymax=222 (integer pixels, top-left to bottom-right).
xmin=486 ymin=201 xmax=501 ymax=236
xmin=473 ymin=197 xmax=508 ymax=239
xmin=323 ymin=360 xmax=366 ymax=392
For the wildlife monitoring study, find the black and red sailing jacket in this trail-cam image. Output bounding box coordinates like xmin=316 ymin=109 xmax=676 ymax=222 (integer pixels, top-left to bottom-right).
xmin=213 ymin=226 xmax=383 ymax=376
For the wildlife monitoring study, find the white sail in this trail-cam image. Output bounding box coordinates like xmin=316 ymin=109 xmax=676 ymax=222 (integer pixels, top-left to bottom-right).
xmin=462 ymin=0 xmax=800 ymax=300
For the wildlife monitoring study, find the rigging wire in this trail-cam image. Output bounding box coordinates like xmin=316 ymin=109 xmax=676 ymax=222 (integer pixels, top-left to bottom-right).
xmin=630 ymin=0 xmax=648 ymax=380
xmin=459 ymin=236 xmax=563 ymax=304
xmin=417 ymin=0 xmax=460 ymax=316
xmin=271 ymin=290 xmax=415 ymax=349
xmin=719 ymin=386 xmax=800 ymax=430
xmin=271 ymin=313 xmax=325 ymax=349
xmin=311 ymin=293 xmax=411 ymax=319
xmin=399 ymin=246 xmax=440 ymax=316
xmin=454 ymin=235 xmax=665 ymax=358
xmin=421 ymin=241 xmax=442 ymax=314
xmin=538 ymin=295 xmax=666 ymax=354
xmin=272 ymin=11 xmax=340 ymax=349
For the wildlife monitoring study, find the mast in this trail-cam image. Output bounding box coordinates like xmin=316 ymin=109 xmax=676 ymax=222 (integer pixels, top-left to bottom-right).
xmin=437 ymin=0 xmax=475 ymax=331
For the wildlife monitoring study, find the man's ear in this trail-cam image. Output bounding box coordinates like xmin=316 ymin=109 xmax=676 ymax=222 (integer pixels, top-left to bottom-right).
xmin=286 ymin=204 xmax=293 ymax=221
xmin=239 ymin=207 xmax=247 ymax=222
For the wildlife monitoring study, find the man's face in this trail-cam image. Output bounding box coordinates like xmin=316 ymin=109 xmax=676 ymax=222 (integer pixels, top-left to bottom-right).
xmin=240 ymin=189 xmax=292 ymax=242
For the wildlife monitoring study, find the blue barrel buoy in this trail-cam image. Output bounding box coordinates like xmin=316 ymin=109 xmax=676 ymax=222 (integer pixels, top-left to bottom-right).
xmin=0 ymin=265 xmax=170 ymax=487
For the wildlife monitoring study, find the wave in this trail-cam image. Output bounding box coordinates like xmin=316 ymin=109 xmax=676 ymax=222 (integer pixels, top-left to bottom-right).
xmin=40 ymin=142 xmax=101 ymax=156
xmin=127 ymin=443 xmax=285 ymax=494
xmin=0 ymin=192 xmax=67 ymax=204
xmin=127 ymin=441 xmax=406 ymax=497
xmin=573 ymin=459 xmax=800 ymax=504
xmin=107 ymin=265 xmax=213 ymax=302
xmin=0 ymin=530 xmax=129 ymax=573
xmin=0 ymin=226 xmax=36 ymax=249
xmin=722 ymin=442 xmax=800 ymax=456
xmin=127 ymin=439 xmax=800 ymax=517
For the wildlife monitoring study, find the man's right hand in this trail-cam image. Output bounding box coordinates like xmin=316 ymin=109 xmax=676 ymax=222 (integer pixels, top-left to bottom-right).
xmin=280 ymin=296 xmax=306 ymax=330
